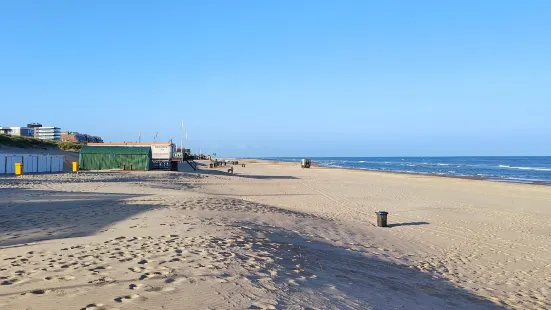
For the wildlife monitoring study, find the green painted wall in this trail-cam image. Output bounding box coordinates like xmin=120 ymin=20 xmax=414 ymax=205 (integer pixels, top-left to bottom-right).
xmin=79 ymin=146 xmax=152 ymax=171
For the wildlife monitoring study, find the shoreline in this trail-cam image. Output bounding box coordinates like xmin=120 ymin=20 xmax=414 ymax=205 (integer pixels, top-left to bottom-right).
xmin=243 ymin=158 xmax=551 ymax=186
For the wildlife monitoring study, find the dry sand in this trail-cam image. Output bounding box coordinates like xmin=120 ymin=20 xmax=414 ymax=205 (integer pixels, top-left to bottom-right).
xmin=1 ymin=160 xmax=550 ymax=309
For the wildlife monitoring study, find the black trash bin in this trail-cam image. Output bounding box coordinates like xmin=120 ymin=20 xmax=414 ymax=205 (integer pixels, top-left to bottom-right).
xmin=376 ymin=211 xmax=388 ymax=227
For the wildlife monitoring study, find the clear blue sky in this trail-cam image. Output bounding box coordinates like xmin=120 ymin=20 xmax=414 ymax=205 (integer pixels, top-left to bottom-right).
xmin=1 ymin=1 xmax=549 ymax=157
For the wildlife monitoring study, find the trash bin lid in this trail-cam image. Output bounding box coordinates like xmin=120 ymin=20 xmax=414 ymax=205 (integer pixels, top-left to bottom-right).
xmin=376 ymin=211 xmax=388 ymax=215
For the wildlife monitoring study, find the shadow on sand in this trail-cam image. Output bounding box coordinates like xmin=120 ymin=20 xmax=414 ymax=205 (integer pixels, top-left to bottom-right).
xmin=226 ymin=203 xmax=504 ymax=309
xmin=387 ymin=221 xmax=430 ymax=228
xmin=171 ymin=196 xmax=508 ymax=308
xmin=0 ymin=187 xmax=509 ymax=308
xmin=238 ymin=220 xmax=504 ymax=309
xmin=0 ymin=188 xmax=161 ymax=247
xmin=0 ymin=171 xmax=200 ymax=186
xmin=193 ymin=167 xmax=298 ymax=180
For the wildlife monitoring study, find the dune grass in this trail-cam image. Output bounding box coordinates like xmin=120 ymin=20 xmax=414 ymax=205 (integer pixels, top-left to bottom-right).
xmin=0 ymin=135 xmax=84 ymax=151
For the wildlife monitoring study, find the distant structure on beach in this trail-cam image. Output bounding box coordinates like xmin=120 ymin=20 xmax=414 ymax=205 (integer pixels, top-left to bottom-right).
xmin=176 ymin=147 xmax=191 ymax=156
xmin=27 ymin=123 xmax=45 ymax=139
xmin=0 ymin=122 xmax=102 ymax=143
xmin=0 ymin=122 xmax=61 ymax=141
xmin=0 ymin=154 xmax=64 ymax=174
xmin=61 ymin=131 xmax=103 ymax=143
xmin=86 ymin=141 xmax=196 ymax=171
xmin=79 ymin=145 xmax=152 ymax=171
xmin=27 ymin=123 xmax=43 ymax=131
xmin=0 ymin=126 xmax=35 ymax=137
xmin=35 ymin=126 xmax=61 ymax=141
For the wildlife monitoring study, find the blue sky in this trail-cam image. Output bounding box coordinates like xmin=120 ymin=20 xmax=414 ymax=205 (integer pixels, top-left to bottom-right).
xmin=1 ymin=1 xmax=549 ymax=157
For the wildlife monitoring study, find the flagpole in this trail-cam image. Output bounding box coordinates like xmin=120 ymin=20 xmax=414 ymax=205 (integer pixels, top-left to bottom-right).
xmin=181 ymin=121 xmax=184 ymax=153
xmin=185 ymin=126 xmax=188 ymax=149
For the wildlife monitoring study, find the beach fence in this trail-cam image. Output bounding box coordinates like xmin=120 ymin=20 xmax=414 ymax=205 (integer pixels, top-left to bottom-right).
xmin=0 ymin=154 xmax=64 ymax=174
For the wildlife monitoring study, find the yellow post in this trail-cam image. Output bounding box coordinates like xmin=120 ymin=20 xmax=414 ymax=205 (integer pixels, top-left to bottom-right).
xmin=15 ymin=162 xmax=23 ymax=175
xmin=72 ymin=162 xmax=79 ymax=172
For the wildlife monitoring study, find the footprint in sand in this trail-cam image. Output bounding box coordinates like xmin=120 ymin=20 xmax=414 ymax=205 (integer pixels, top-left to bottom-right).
xmin=129 ymin=266 xmax=147 ymax=273
xmin=1 ymin=278 xmax=18 ymax=285
xmin=44 ymin=275 xmax=76 ymax=281
xmin=249 ymin=303 xmax=277 ymax=309
xmin=114 ymin=294 xmax=140 ymax=303
xmin=139 ymin=273 xmax=151 ymax=280
xmin=165 ymin=277 xmax=187 ymax=285
xmin=80 ymin=303 xmax=105 ymax=310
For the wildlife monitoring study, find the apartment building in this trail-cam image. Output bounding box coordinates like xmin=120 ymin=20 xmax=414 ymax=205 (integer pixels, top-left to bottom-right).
xmin=0 ymin=126 xmax=35 ymax=137
xmin=35 ymin=127 xmax=61 ymax=141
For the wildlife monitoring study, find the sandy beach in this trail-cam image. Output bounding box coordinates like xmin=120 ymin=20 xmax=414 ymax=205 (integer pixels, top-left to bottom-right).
xmin=1 ymin=160 xmax=550 ymax=309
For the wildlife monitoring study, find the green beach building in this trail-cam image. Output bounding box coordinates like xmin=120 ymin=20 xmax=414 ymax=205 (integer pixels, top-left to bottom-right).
xmin=79 ymin=146 xmax=152 ymax=171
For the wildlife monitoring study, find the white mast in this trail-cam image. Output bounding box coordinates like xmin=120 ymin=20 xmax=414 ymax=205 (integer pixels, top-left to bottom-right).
xmin=181 ymin=120 xmax=184 ymax=152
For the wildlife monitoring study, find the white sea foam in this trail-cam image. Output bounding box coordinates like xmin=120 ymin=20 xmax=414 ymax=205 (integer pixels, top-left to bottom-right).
xmin=498 ymin=165 xmax=551 ymax=172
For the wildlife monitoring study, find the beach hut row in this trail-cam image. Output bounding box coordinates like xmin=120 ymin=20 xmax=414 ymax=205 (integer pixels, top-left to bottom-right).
xmin=0 ymin=154 xmax=64 ymax=174
xmin=79 ymin=146 xmax=152 ymax=171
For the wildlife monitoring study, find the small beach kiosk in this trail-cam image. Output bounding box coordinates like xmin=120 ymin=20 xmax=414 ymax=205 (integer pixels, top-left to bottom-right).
xmin=79 ymin=145 xmax=152 ymax=171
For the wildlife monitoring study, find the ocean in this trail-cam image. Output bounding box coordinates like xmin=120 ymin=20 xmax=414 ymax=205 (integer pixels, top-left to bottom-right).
xmin=257 ymin=156 xmax=551 ymax=185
